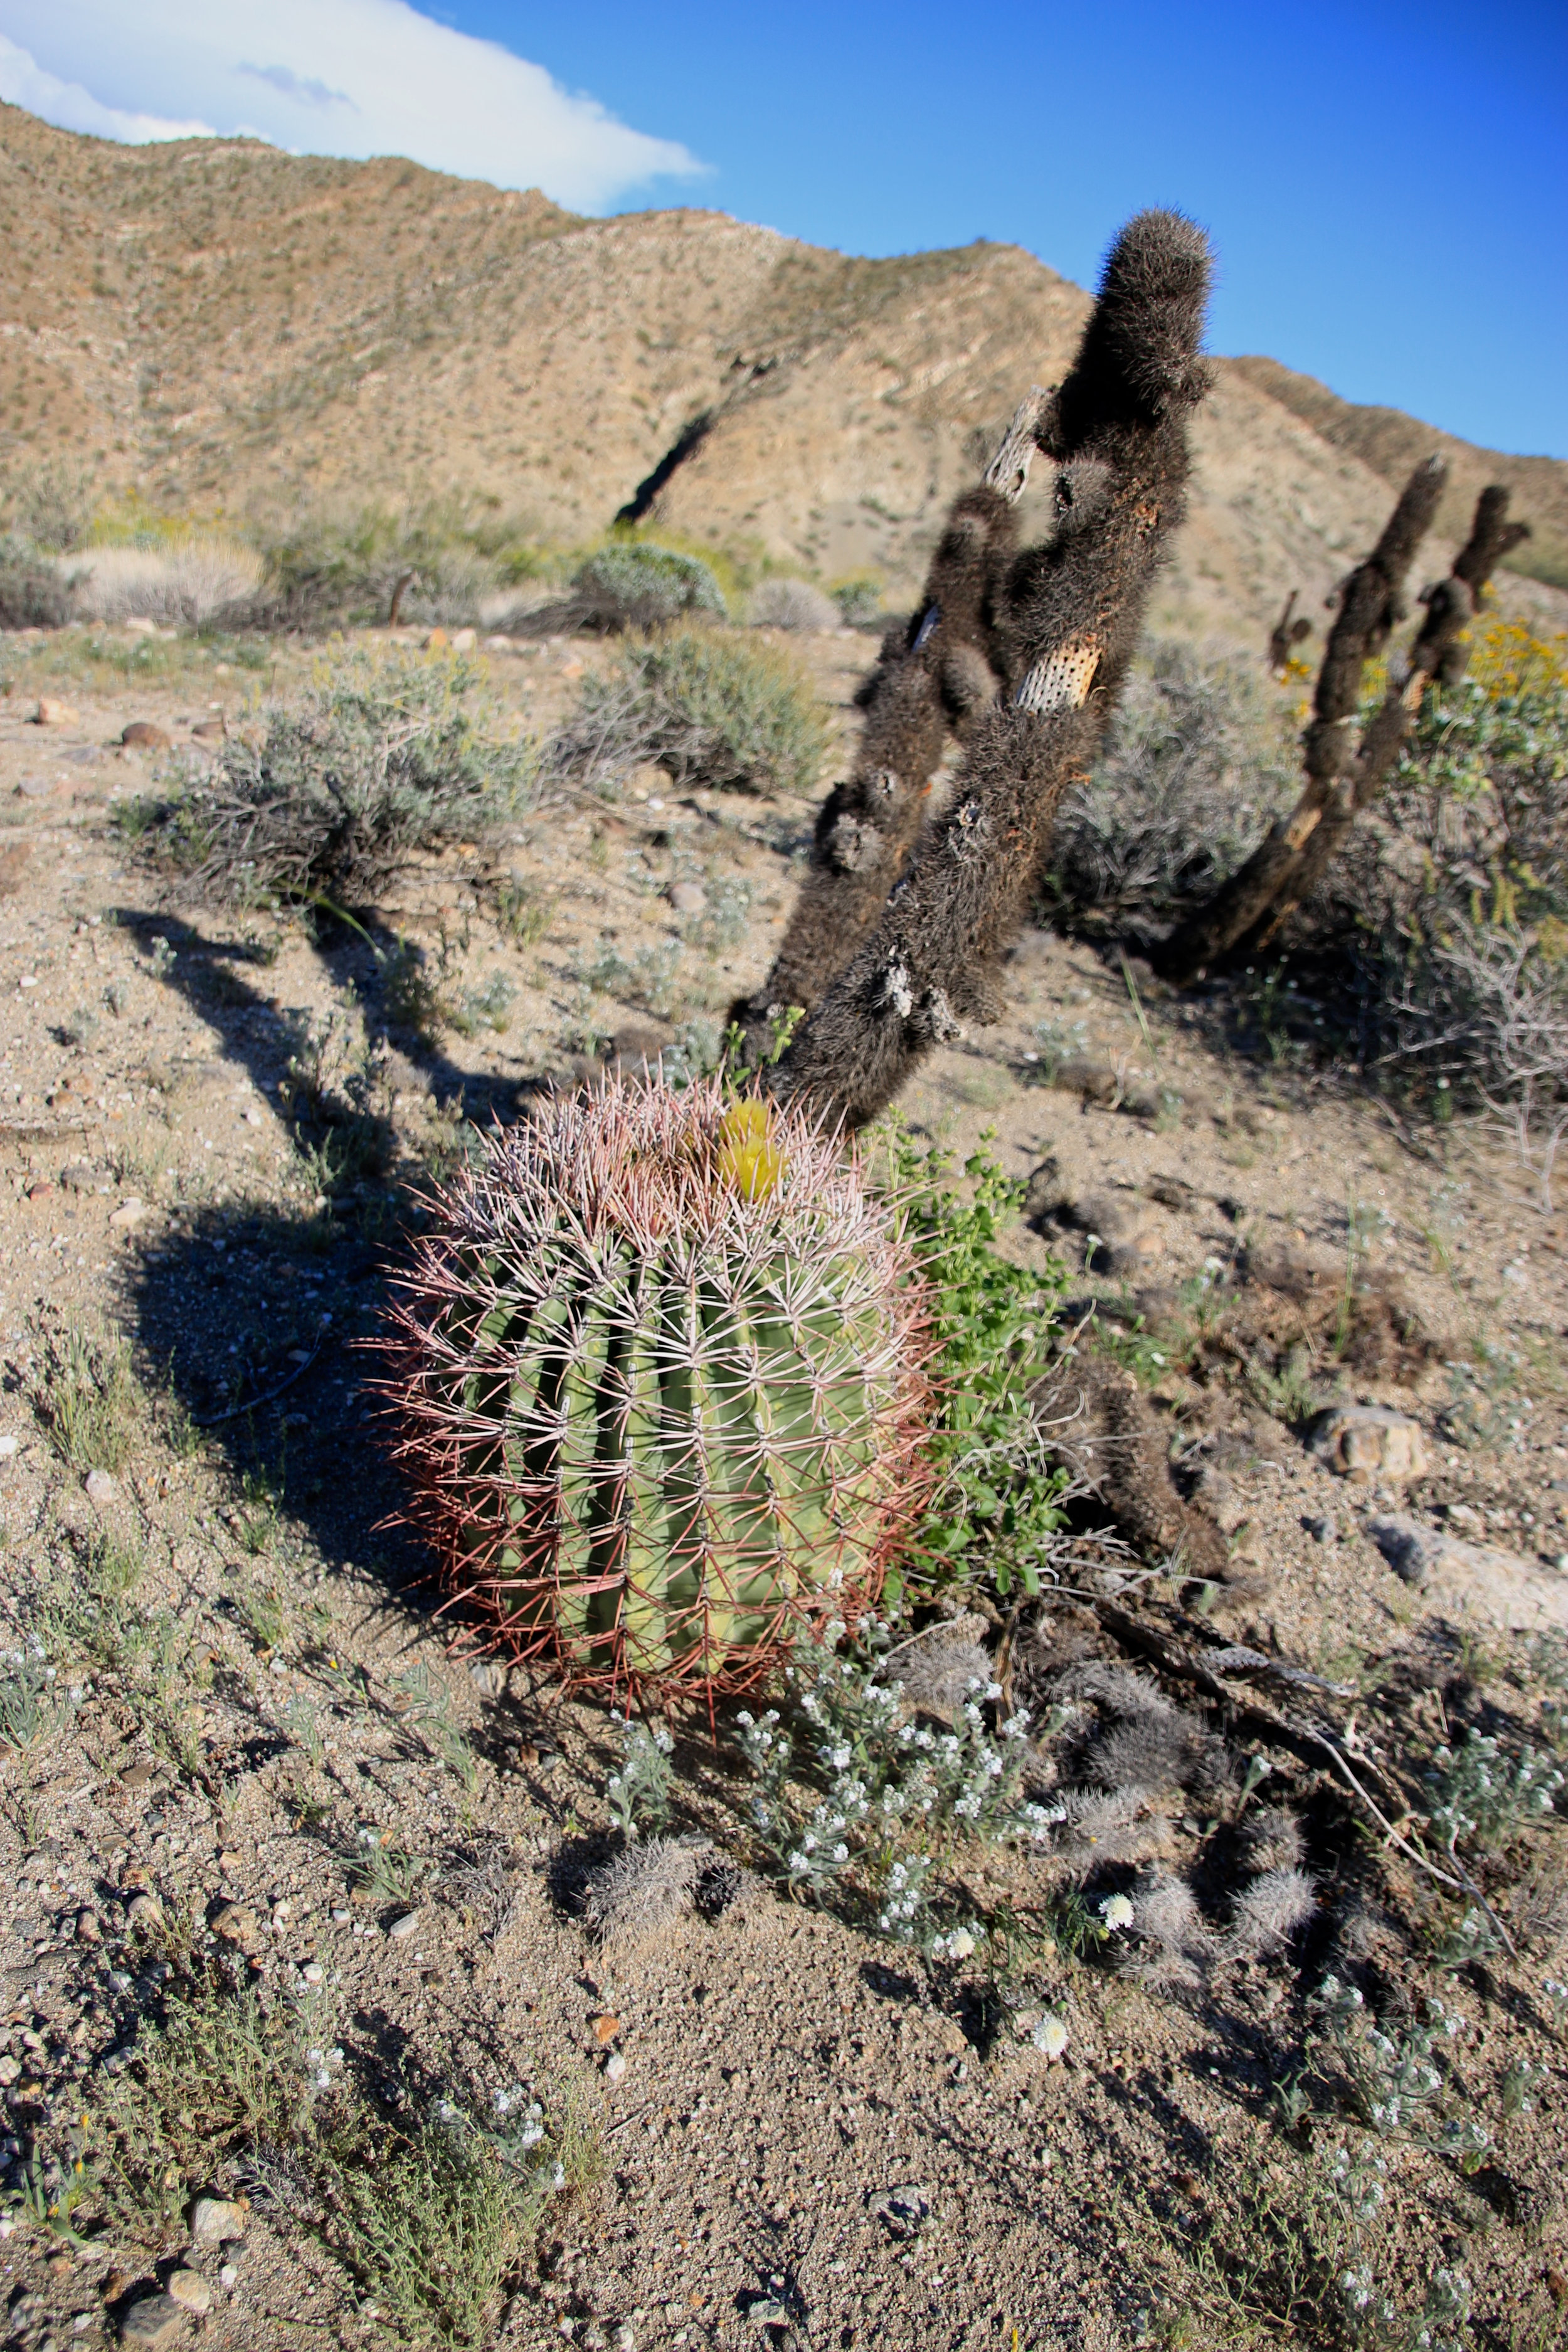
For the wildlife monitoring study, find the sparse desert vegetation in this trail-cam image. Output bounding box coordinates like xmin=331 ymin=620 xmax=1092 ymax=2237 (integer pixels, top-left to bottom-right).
xmin=0 ymin=122 xmax=1565 ymax=2352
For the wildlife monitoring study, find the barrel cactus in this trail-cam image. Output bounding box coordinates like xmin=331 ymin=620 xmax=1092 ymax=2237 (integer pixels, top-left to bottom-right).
xmin=382 ymin=1076 xmax=932 ymax=1699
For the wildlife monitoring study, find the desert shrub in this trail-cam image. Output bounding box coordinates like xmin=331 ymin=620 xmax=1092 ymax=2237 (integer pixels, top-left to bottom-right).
xmin=0 ymin=534 xmax=72 ymax=628
xmin=1301 ymin=621 xmax=1568 ymax=1145
xmin=748 ymin=575 xmax=839 ymax=632
xmin=66 ymin=536 xmax=264 ymax=627
xmin=138 ymin=642 xmax=537 ymax=905
xmin=571 ymin=540 xmax=725 ymax=629
xmin=829 ymin=572 xmax=885 ymax=627
xmin=550 ymin=625 xmax=829 ymax=797
xmin=1048 ymin=638 xmax=1300 ymax=916
xmin=881 ymin=1130 xmax=1073 ymax=1603
xmin=258 ymin=499 xmax=556 ymax=629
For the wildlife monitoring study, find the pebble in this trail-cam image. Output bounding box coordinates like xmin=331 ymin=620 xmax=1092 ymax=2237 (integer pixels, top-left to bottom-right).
xmin=467 ymin=1658 xmax=509 ymax=1698
xmin=1303 ymin=1513 xmax=1337 ymax=1544
xmin=75 ymin=1909 xmax=101 ymax=1944
xmin=125 ymin=1892 xmax=164 ymax=1931
xmin=387 ymin=1912 xmax=420 ymax=1942
xmin=211 ymin=1903 xmax=259 ymax=1950
xmin=217 ymin=2267 xmax=237 ymax=2291
xmin=84 ymin=1470 xmax=119 ymax=1505
xmin=34 ymin=697 xmax=80 ymax=727
xmin=118 ymin=2296 xmax=184 ymax=2348
xmin=189 ymin=2195 xmax=247 ymax=2249
xmin=121 ymin=1759 xmax=157 ymax=1789
xmin=165 ymin=2271 xmax=210 ymax=2316
xmin=108 ymin=1197 xmax=149 ymax=1230
xmin=331 ymin=1907 xmax=351 ymax=1924
xmin=604 ymin=2050 xmax=628 ymax=2084
xmin=0 ymin=1434 xmax=16 ymax=1458
xmin=668 ymin=881 xmax=706 ymax=916
xmin=591 ymin=2013 xmax=620 ymax=2045
xmin=300 ymin=1962 xmax=324 ymax=1984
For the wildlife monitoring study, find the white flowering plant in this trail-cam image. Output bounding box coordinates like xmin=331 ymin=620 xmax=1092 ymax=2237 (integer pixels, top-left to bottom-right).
xmin=732 ymin=1621 xmax=1052 ymax=1949
xmin=604 ymin=1712 xmax=675 ymax=1839
xmin=1424 ymin=1730 xmax=1564 ymax=1856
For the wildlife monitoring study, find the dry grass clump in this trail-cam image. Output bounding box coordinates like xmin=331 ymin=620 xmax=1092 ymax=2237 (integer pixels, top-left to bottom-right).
xmin=66 ymin=536 xmax=264 ymax=627
xmin=747 ymin=576 xmax=839 ymax=632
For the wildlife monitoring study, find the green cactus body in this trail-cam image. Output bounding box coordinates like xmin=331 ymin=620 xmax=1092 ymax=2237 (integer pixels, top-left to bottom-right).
xmin=384 ymin=1076 xmax=930 ymax=1698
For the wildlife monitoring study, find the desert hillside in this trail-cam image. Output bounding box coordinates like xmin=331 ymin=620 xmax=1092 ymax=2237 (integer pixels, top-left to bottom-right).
xmin=1 ymin=100 xmax=1563 ymax=642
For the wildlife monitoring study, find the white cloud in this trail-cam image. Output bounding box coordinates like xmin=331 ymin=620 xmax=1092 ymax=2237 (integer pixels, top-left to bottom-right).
xmin=0 ymin=0 xmax=705 ymax=212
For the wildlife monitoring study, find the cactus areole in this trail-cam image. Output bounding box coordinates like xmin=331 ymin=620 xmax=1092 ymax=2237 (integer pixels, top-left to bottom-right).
xmin=382 ymin=1077 xmax=931 ymax=1700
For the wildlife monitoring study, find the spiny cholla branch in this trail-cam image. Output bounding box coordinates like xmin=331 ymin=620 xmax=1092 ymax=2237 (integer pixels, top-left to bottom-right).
xmin=731 ymin=389 xmax=1051 ymax=1060
xmin=766 ymin=211 xmax=1213 ymax=1127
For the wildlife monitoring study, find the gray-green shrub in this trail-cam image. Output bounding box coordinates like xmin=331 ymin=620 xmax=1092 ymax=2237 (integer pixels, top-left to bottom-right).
xmin=551 ymin=625 xmax=830 ymax=797
xmin=141 ymin=643 xmax=537 ymax=905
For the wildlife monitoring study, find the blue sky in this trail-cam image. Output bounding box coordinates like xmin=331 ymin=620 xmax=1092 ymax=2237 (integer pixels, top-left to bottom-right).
xmin=3 ymin=0 xmax=1563 ymax=455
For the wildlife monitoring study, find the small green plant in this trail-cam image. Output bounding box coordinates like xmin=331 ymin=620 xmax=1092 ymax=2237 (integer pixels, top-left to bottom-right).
xmin=447 ymin=972 xmax=516 ymax=1037
xmin=881 ymin=1128 xmax=1072 ymax=1601
xmin=393 ymin=1663 xmax=477 ymax=1792
xmin=0 ymin=1657 xmax=63 ymax=1754
xmin=491 ymin=875 xmax=556 ymax=946
xmin=351 ymin=1828 xmax=428 ymax=1906
xmin=1310 ymin=1977 xmax=1466 ymax=2140
xmin=604 ymin=1713 xmax=674 ymax=1837
xmin=283 ymin=1695 xmax=327 ymax=1770
xmin=34 ymin=1327 xmax=139 ymax=1470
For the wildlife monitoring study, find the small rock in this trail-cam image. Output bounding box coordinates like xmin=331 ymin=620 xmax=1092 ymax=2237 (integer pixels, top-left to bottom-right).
xmin=85 ymin=1469 xmax=119 ymax=1506
xmin=217 ymin=2267 xmax=237 ymax=2291
xmin=164 ymin=2272 xmax=210 ymax=2317
xmin=668 ymin=880 xmax=706 ymax=916
xmin=60 ymin=1161 xmax=98 ymax=1192
xmin=467 ymin=1658 xmax=509 ymax=1699
xmin=119 ymin=723 xmax=170 ymax=751
xmin=189 ymin=2195 xmax=246 ymax=2249
xmin=76 ymin=1909 xmax=101 ymax=1944
xmin=189 ymin=721 xmax=225 ymax=744
xmin=118 ymin=2295 xmax=184 ymax=2347
xmin=0 ymin=2055 xmax=19 ymax=2085
xmin=869 ymin=2183 xmax=933 ymax=2240
xmin=1367 ymin=1515 xmax=1568 ymax=1629
xmin=121 ymin=1759 xmax=157 ymax=1789
xmin=25 ymin=1180 xmax=54 ymax=1199
xmin=125 ymin=1892 xmax=164 ymax=1931
xmin=423 ymin=627 xmax=449 ymax=650
xmin=604 ymin=2050 xmax=627 ymax=2084
xmin=109 ymin=1197 xmax=149 ymax=1230
xmin=449 ymin=627 xmax=477 ymax=652
xmin=1052 ymin=1055 xmax=1121 ymax=1106
xmin=34 ymin=697 xmax=80 ymax=727
xmin=300 ymin=1962 xmax=324 ymax=1984
xmin=0 ymin=1434 xmax=17 ymax=1459
xmin=591 ymin=2013 xmax=620 ymax=2045
xmin=1309 ymin=1405 xmax=1429 ymax=1483
xmin=386 ymin=1912 xmax=420 ymax=1942
xmin=210 ymin=1903 xmax=259 ymax=1949
xmin=124 ymin=618 xmax=157 ymax=637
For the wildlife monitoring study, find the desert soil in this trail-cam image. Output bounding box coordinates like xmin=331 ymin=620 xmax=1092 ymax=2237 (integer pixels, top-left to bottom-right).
xmin=0 ymin=620 xmax=1564 ymax=2351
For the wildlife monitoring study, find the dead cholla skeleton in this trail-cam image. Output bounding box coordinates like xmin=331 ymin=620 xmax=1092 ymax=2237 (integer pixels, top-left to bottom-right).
xmin=1160 ymin=471 xmax=1532 ymax=979
xmin=756 ymin=209 xmax=1215 ymax=1127
xmin=379 ymin=1076 xmax=932 ymax=1700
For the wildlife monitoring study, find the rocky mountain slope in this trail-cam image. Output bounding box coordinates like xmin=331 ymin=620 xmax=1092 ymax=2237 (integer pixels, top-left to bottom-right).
xmin=1 ymin=100 xmax=1563 ymax=642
